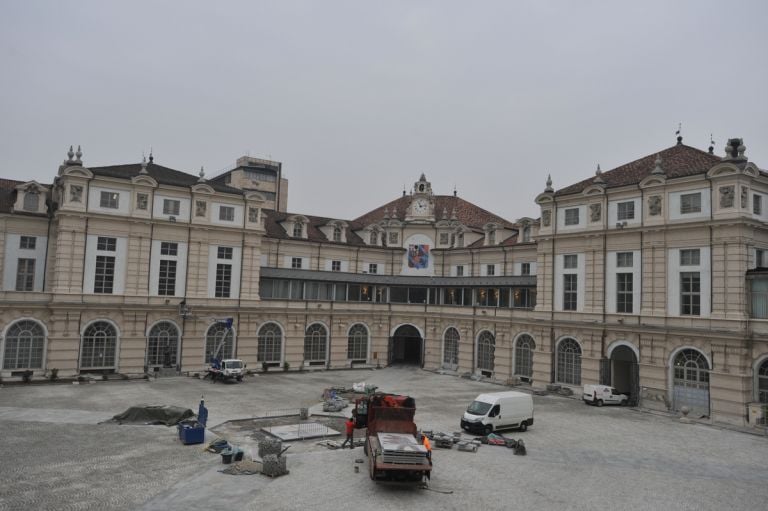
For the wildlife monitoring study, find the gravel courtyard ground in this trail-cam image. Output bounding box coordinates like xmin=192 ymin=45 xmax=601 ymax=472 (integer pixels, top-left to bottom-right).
xmin=1 ymin=367 xmax=766 ymax=511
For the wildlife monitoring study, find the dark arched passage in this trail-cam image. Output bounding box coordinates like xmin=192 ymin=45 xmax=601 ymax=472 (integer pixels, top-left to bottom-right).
xmin=389 ymin=325 xmax=423 ymax=366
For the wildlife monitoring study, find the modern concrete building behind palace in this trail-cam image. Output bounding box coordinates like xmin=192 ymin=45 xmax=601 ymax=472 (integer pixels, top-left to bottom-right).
xmin=1 ymin=138 xmax=767 ymax=427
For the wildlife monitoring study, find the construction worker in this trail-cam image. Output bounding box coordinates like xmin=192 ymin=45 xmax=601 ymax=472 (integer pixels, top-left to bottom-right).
xmin=341 ymin=416 xmax=355 ymax=449
xmin=422 ymin=433 xmax=432 ymax=459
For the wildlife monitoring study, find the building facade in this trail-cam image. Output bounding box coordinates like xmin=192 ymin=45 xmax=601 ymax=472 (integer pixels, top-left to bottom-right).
xmin=1 ymin=139 xmax=766 ymax=427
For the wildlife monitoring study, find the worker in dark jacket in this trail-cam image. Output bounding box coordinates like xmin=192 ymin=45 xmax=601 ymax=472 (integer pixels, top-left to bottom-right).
xmin=341 ymin=416 xmax=355 ymax=449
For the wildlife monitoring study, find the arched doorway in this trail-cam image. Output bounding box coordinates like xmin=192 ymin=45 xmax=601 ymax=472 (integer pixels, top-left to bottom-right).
xmin=608 ymin=343 xmax=639 ymax=405
xmin=389 ymin=324 xmax=422 ymax=366
xmin=671 ymin=348 xmax=710 ymax=418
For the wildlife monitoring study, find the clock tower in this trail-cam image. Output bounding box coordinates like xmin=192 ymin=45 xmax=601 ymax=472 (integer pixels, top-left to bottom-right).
xmin=406 ymin=173 xmax=435 ymax=222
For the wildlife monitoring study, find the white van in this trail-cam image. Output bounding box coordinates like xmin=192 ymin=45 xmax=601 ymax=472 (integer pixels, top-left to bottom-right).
xmin=582 ymin=384 xmax=628 ymax=406
xmin=460 ymin=391 xmax=534 ymax=435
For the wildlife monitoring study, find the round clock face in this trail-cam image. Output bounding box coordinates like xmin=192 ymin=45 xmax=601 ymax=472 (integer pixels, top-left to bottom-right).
xmin=414 ymin=199 xmax=428 ymax=214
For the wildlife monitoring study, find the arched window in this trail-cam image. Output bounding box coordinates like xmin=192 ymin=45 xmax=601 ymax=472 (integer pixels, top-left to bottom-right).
xmin=757 ymin=358 xmax=768 ymax=404
xmin=456 ymin=232 xmax=464 ymax=248
xmin=369 ymin=230 xmax=378 ymax=245
xmin=477 ymin=331 xmax=495 ymax=372
xmin=205 ymin=322 xmax=234 ymax=363
xmin=24 ymin=191 xmax=39 ymax=212
xmin=556 ymin=338 xmax=581 ymax=385
xmin=292 ymin=221 xmax=303 ymax=238
xmin=514 ymin=334 xmax=535 ymax=377
xmin=304 ymin=323 xmax=328 ymax=363
xmin=257 ymin=322 xmax=282 ymax=363
xmin=332 ymin=225 xmax=342 ymax=242
xmin=147 ymin=322 xmax=179 ymax=367
xmin=443 ymin=327 xmax=459 ymax=367
xmin=522 ymin=226 xmax=531 ymax=242
xmin=3 ymin=320 xmax=45 ymax=369
xmin=347 ymin=324 xmax=368 ymax=361
xmin=487 ymin=230 xmax=496 ymax=245
xmin=81 ymin=321 xmax=118 ymax=369
xmin=673 ymin=349 xmax=709 ymax=386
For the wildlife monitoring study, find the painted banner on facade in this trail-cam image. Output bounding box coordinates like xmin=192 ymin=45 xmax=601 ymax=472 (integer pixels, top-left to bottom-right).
xmin=408 ymin=244 xmax=430 ymax=269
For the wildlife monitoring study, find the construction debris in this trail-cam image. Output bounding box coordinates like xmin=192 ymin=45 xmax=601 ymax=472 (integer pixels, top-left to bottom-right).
xmin=220 ymin=460 xmax=262 ymax=476
xmin=261 ymin=454 xmax=288 ymax=478
xmin=258 ymin=437 xmax=283 ymax=458
xmin=513 ymin=439 xmax=527 ymax=456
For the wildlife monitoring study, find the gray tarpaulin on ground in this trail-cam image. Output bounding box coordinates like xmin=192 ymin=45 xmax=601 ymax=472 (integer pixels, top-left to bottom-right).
xmin=110 ymin=405 xmax=194 ymax=426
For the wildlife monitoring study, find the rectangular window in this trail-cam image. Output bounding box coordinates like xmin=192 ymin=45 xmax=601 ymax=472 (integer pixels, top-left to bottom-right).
xmin=99 ymin=191 xmax=119 ymax=209
xmin=564 ymin=208 xmax=580 ymax=226
xmin=616 ymin=252 xmax=633 ymax=268
xmin=158 ymin=260 xmax=177 ymax=296
xmin=563 ymin=254 xmax=578 ymax=269
xmin=521 ymin=263 xmax=531 ymax=276
xmin=563 ymin=274 xmax=578 ymax=311
xmin=331 ymin=260 xmax=341 ymax=272
xmin=616 ymin=273 xmax=633 ymax=313
xmin=456 ymin=265 xmax=464 ymax=277
xmin=217 ymin=247 xmax=233 ymax=260
xmin=754 ymin=195 xmax=762 ymax=215
xmin=757 ymin=249 xmax=766 ymax=268
xmin=97 ymin=236 xmax=116 ymax=252
xmin=368 ymin=263 xmax=378 ymax=274
xmin=136 ymin=193 xmax=148 ymax=210
xmin=617 ymin=201 xmax=635 ymax=221
xmin=487 ymin=231 xmax=496 ymax=245
xmin=486 ymin=264 xmax=495 ymax=276
xmin=219 ymin=206 xmax=235 ymax=221
xmin=215 ymin=264 xmax=232 ymax=298
xmin=440 ymin=232 xmax=449 ymax=245
xmin=291 ymin=257 xmax=303 ymax=269
xmin=15 ymin=258 xmax=35 ymax=291
xmin=680 ymin=271 xmax=701 ymax=316
xmin=388 ymin=232 xmax=399 ymax=245
xmin=680 ymin=249 xmax=700 ymax=266
xmin=680 ymin=192 xmax=702 ymax=214
xmin=19 ymin=236 xmax=36 ymax=250
xmin=513 ymin=288 xmax=536 ymax=308
xmin=94 ymin=255 xmax=115 ymax=294
xmin=160 ymin=242 xmax=178 ymax=256
xmin=163 ymin=199 xmax=181 ymax=216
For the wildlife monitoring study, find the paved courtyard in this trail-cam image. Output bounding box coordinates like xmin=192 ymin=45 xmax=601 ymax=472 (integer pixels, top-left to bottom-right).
xmin=0 ymin=367 xmax=766 ymax=511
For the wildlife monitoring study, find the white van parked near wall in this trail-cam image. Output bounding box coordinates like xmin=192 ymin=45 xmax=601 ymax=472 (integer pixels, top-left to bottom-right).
xmin=582 ymin=384 xmax=628 ymax=406
xmin=460 ymin=391 xmax=534 ymax=435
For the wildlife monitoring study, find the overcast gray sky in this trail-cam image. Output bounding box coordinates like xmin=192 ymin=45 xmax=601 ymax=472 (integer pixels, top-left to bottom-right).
xmin=2 ymin=1 xmax=767 ymax=221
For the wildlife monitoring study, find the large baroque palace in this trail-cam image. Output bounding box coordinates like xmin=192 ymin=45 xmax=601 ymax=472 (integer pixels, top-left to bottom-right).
xmin=1 ymin=138 xmax=767 ymax=427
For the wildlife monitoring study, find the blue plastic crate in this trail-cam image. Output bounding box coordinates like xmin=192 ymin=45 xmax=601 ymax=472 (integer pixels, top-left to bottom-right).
xmin=178 ymin=423 xmax=205 ymax=445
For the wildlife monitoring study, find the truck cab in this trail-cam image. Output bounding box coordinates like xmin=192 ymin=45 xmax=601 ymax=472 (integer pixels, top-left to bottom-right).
xmin=209 ymin=359 xmax=246 ymax=382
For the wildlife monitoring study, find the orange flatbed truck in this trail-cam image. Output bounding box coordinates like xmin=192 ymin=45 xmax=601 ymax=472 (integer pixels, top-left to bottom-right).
xmin=355 ymin=393 xmax=432 ymax=483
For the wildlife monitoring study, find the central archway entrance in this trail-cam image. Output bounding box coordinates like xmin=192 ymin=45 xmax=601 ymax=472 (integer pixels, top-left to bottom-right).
xmin=389 ymin=324 xmax=423 ymax=366
xmin=608 ymin=344 xmax=639 ymax=406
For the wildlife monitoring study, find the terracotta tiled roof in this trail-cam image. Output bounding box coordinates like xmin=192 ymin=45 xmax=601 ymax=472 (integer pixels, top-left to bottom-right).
xmin=89 ymin=163 xmax=243 ymax=194
xmin=263 ymin=210 xmax=368 ymax=246
xmin=0 ymin=178 xmax=22 ymax=213
xmin=353 ymin=195 xmax=514 ymax=229
xmin=555 ymin=144 xmax=722 ymax=196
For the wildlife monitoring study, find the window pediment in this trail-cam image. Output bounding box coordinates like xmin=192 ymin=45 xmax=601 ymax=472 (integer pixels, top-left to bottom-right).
xmin=191 ymin=183 xmax=215 ymax=194
xmin=129 ymin=174 xmax=157 ymax=187
xmin=60 ymin=166 xmax=93 ymax=179
xmin=582 ymin=185 xmax=605 ymax=196
xmin=639 ymin=175 xmax=666 ymax=188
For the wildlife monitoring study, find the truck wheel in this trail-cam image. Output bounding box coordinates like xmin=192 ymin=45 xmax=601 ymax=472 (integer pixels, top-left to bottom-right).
xmin=620 ymin=399 xmax=628 ymax=406
xmin=484 ymin=425 xmax=493 ymax=436
xmin=237 ymin=376 xmax=243 ymax=382
xmin=596 ymin=399 xmax=603 ymax=407
xmin=519 ymin=422 xmax=527 ymax=432
xmin=364 ymin=441 xmax=368 ymax=456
